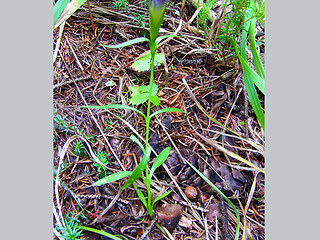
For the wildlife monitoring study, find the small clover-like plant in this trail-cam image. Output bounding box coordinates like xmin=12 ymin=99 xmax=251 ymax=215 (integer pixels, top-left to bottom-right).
xmin=82 ymin=0 xmax=184 ymax=218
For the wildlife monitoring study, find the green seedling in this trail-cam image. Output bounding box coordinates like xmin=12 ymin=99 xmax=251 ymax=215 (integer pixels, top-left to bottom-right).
xmin=73 ymin=140 xmax=87 ymax=158
xmin=112 ymin=0 xmax=129 ymax=10
xmin=93 ymin=151 xmax=110 ymax=178
xmin=55 ymin=210 xmax=84 ymax=240
xmin=82 ymin=0 xmax=184 ymax=218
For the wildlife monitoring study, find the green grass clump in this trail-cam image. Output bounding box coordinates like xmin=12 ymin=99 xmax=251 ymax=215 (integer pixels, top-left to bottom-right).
xmin=56 ymin=210 xmax=84 ymax=240
xmin=73 ymin=140 xmax=87 ymax=158
xmin=93 ymin=151 xmax=110 ymax=178
xmin=112 ymin=0 xmax=129 ymax=10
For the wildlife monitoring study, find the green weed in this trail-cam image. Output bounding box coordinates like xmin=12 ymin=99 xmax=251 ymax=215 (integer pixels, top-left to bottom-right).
xmin=112 ymin=0 xmax=129 ymax=10
xmin=55 ymin=210 xmax=84 ymax=240
xmin=73 ymin=140 xmax=87 ymax=158
xmin=93 ymin=151 xmax=110 ymax=178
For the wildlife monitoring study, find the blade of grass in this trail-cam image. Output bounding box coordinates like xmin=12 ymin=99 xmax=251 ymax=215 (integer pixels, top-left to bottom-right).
xmin=150 ymin=108 xmax=185 ymax=119
xmin=130 ymin=134 xmax=145 ymax=153
xmin=79 ymin=226 xmax=127 ymax=240
xmin=100 ymin=37 xmax=150 ymax=49
xmin=122 ymin=146 xmax=151 ymax=189
xmin=149 ymin=147 xmax=171 ymax=178
xmin=151 ymin=190 xmax=172 ymax=209
xmin=92 ymin=171 xmax=133 ymax=186
xmin=54 ymin=0 xmax=87 ymax=29
xmin=81 ymin=104 xmax=147 ymax=121
xmin=53 ymin=0 xmax=69 ymax=26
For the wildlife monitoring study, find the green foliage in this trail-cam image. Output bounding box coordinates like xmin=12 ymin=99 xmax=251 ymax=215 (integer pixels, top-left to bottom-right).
xmin=197 ymin=0 xmax=215 ymax=33
xmin=92 ymin=171 xmax=133 ymax=186
xmin=82 ymin=0 xmax=183 ymax=218
xmin=112 ymin=0 xmax=129 ymax=10
xmin=56 ymin=210 xmax=84 ymax=240
xmin=100 ymin=37 xmax=150 ymax=49
xmin=93 ymin=151 xmax=110 ymax=178
xmin=54 ymin=112 xmax=77 ymax=134
xmin=129 ymin=83 xmax=159 ymax=106
xmin=79 ymin=226 xmax=127 ymax=240
xmin=73 ymin=140 xmax=87 ymax=158
xmin=132 ymin=52 xmax=165 ymax=72
xmin=53 ymin=0 xmax=87 ymax=29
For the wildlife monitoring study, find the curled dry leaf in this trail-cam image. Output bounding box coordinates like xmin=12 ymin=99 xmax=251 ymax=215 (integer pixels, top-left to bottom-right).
xmin=156 ymin=203 xmax=184 ymax=232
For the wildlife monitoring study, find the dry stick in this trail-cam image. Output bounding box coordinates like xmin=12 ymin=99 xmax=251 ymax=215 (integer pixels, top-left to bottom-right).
xmin=53 ymin=75 xmax=92 ymax=90
xmin=59 ymin=50 xmax=125 ymax=171
xmin=221 ymin=88 xmax=243 ymax=165
xmin=53 ymin=21 xmax=66 ymax=64
xmin=242 ymin=172 xmax=259 ymax=240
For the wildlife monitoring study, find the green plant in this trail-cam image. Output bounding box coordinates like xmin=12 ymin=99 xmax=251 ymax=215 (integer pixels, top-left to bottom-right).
xmin=93 ymin=151 xmax=110 ymax=178
xmin=233 ymin=0 xmax=265 ymax=129
xmin=56 ymin=210 xmax=84 ymax=240
xmin=215 ymin=0 xmax=265 ymax=129
xmin=54 ymin=112 xmax=77 ymax=133
xmin=112 ymin=0 xmax=129 ymax=10
xmin=54 ymin=0 xmax=87 ymax=29
xmin=73 ymin=140 xmax=87 ymax=158
xmin=82 ymin=0 xmax=184 ymax=218
xmin=197 ymin=0 xmax=215 ymax=33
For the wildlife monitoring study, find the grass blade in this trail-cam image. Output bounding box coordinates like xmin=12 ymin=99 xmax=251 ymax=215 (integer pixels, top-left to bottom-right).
xmin=130 ymin=134 xmax=145 ymax=153
xmin=54 ymin=0 xmax=87 ymax=29
xmin=122 ymin=146 xmax=151 ymax=189
xmin=53 ymin=0 xmax=69 ymax=26
xmin=92 ymin=171 xmax=133 ymax=186
xmin=151 ymin=190 xmax=172 ymax=209
xmin=100 ymin=37 xmax=150 ymax=49
xmin=134 ymin=186 xmax=148 ymax=209
xmin=156 ymin=35 xmax=178 ymax=45
xmin=150 ymin=108 xmax=185 ymax=119
xmin=79 ymin=226 xmax=127 ymax=240
xmin=243 ymin=71 xmax=265 ymax=129
xmin=81 ymin=104 xmax=147 ymax=121
xmin=149 ymin=147 xmax=171 ymax=178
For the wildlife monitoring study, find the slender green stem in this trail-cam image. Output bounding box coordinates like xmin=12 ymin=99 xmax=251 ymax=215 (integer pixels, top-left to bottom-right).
xmin=144 ymin=40 xmax=157 ymax=150
xmin=144 ymin=40 xmax=157 ymax=217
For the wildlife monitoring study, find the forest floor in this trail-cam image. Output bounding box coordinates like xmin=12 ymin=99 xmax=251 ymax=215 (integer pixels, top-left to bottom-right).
xmin=53 ymin=1 xmax=265 ymax=239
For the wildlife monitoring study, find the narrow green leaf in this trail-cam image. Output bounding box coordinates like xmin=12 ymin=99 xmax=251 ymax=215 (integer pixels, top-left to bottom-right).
xmin=243 ymin=72 xmax=265 ymax=129
xmin=237 ymin=53 xmax=265 ymax=95
xmin=100 ymin=37 xmax=150 ymax=49
xmin=81 ymin=104 xmax=147 ymax=121
xmin=156 ymin=35 xmax=178 ymax=45
xmin=134 ymin=186 xmax=148 ymax=209
xmin=79 ymin=226 xmax=126 ymax=240
xmin=54 ymin=0 xmax=87 ymax=29
xmin=149 ymin=147 xmax=171 ymax=178
xmin=122 ymin=146 xmax=151 ymax=189
xmin=130 ymin=134 xmax=145 ymax=153
xmin=248 ymin=20 xmax=265 ymax=79
xmin=53 ymin=0 xmax=69 ymax=26
xmin=151 ymin=190 xmax=172 ymax=209
xmin=150 ymin=108 xmax=185 ymax=119
xmin=92 ymin=171 xmax=133 ymax=186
